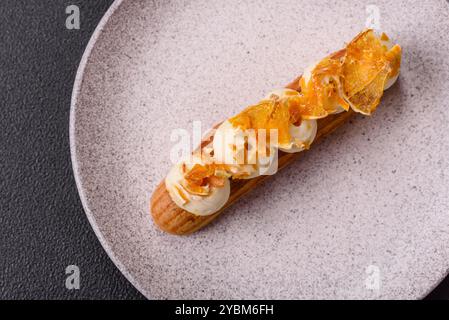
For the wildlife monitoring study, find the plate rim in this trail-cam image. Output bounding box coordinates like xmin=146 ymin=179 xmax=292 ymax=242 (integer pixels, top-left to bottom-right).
xmin=69 ymin=0 xmax=447 ymax=300
xmin=69 ymin=0 xmax=151 ymax=299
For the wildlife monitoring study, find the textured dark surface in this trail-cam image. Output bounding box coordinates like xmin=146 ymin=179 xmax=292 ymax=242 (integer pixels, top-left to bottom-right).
xmin=0 ymin=0 xmax=447 ymax=300
xmin=0 ymin=0 xmax=143 ymax=299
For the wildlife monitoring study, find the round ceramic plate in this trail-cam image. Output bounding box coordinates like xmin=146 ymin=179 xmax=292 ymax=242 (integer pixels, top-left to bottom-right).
xmin=71 ymin=0 xmax=449 ymax=299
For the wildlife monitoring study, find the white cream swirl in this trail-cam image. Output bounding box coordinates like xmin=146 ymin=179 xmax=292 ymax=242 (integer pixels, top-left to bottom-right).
xmin=264 ymin=89 xmax=318 ymax=153
xmin=165 ymin=156 xmax=230 ymax=216
xmin=213 ymin=120 xmax=278 ymax=179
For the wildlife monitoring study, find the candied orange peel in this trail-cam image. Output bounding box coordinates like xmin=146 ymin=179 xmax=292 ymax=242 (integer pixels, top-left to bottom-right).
xmin=182 ymin=29 xmax=401 ymax=193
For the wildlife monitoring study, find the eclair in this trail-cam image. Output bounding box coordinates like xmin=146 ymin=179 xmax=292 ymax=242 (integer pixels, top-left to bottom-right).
xmin=150 ymin=29 xmax=402 ymax=235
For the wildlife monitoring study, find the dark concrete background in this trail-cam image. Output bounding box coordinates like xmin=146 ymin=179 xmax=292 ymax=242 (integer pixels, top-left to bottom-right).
xmin=0 ymin=0 xmax=446 ymax=299
xmin=0 ymin=0 xmax=143 ymax=299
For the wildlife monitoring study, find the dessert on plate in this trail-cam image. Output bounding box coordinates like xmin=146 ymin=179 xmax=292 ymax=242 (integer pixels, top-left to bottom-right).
xmin=150 ymin=29 xmax=402 ymax=235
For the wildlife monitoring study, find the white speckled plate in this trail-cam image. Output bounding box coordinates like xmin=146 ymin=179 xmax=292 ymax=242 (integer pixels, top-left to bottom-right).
xmin=70 ymin=0 xmax=449 ymax=299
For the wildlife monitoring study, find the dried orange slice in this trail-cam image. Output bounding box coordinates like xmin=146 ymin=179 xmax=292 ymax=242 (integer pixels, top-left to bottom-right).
xmin=343 ymin=29 xmax=388 ymax=98
xmin=183 ymin=162 xmax=232 ymax=193
xmin=265 ymin=100 xmax=291 ymax=145
xmin=208 ymin=175 xmax=226 ymax=188
xmin=294 ymin=79 xmax=328 ymax=120
xmin=184 ymin=163 xmax=214 ymax=183
xmin=297 ymin=55 xmax=347 ymax=118
xmin=385 ymin=44 xmax=402 ymax=79
xmin=345 ymin=64 xmax=390 ymax=115
xmin=229 ymin=99 xmax=291 ymax=145
xmin=341 ymin=29 xmax=403 ymax=115
xmin=181 ymin=180 xmax=210 ymax=196
xmin=294 ymin=101 xmax=328 ymax=120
